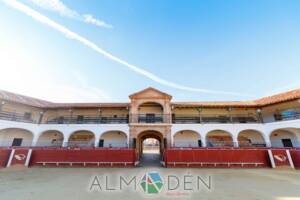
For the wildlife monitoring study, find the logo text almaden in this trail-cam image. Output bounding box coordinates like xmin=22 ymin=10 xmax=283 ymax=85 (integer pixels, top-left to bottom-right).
xmin=89 ymin=171 xmax=212 ymax=195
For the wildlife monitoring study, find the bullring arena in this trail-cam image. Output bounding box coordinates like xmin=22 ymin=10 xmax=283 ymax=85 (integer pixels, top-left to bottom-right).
xmin=1 ymin=87 xmax=300 ymax=199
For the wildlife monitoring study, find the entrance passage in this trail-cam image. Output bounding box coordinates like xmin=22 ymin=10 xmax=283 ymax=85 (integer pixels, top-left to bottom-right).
xmin=137 ymin=131 xmax=164 ymax=167
xmin=141 ymin=138 xmax=161 ymax=167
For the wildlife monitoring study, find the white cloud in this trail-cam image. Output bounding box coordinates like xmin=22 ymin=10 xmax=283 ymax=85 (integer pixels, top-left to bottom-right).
xmin=0 ymin=35 xmax=113 ymax=103
xmin=27 ymin=0 xmax=77 ymax=17
xmin=83 ymin=14 xmax=113 ymax=29
xmin=27 ymin=0 xmax=113 ymax=28
xmin=2 ymin=0 xmax=252 ymax=97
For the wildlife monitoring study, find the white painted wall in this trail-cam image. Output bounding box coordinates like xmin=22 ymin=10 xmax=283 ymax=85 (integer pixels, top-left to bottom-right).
xmin=1 ymin=118 xmax=300 ymax=148
xmin=0 ymin=128 xmax=33 ymax=147
xmin=36 ymin=131 xmax=64 ymax=147
xmin=100 ymin=131 xmax=127 ymax=147
xmin=238 ymin=130 xmax=265 ymax=146
xmin=270 ymin=130 xmax=300 ymax=147
xmin=173 ymin=130 xmax=200 ymax=147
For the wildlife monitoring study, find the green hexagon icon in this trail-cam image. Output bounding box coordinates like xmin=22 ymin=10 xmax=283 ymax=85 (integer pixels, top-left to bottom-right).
xmin=140 ymin=172 xmax=163 ymax=194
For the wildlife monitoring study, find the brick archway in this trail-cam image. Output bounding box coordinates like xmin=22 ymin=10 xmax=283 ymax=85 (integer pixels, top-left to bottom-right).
xmin=137 ymin=130 xmax=164 ymax=158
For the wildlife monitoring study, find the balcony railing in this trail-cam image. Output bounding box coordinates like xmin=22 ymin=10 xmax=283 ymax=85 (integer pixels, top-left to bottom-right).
xmin=172 ymin=114 xmax=260 ymax=124
xmin=274 ymin=111 xmax=300 ymax=121
xmin=0 ymin=111 xmax=35 ymax=123
xmin=129 ymin=114 xmax=171 ymax=123
xmin=45 ymin=115 xmax=129 ymax=124
xmin=2 ymin=109 xmax=300 ymax=125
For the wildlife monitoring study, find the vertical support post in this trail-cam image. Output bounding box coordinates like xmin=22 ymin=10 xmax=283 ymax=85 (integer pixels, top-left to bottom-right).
xmin=6 ymin=149 xmax=15 ymax=168
xmin=198 ymin=107 xmax=202 ymax=124
xmin=94 ymin=134 xmax=101 ymax=148
xmin=202 ymin=136 xmax=207 ymax=147
xmin=62 ymin=136 xmax=69 ymax=147
xmin=98 ymin=109 xmax=102 ymax=124
xmin=38 ymin=111 xmax=44 ymax=124
xmin=268 ymin=149 xmax=276 ymax=168
xmin=31 ymin=134 xmax=39 ymax=147
xmin=286 ymin=149 xmax=295 ymax=169
xmin=233 ymin=134 xmax=239 ymax=147
xmin=25 ymin=149 xmax=32 ymax=167
xmin=264 ymin=136 xmax=272 ymax=147
xmin=228 ymin=107 xmax=233 ymax=123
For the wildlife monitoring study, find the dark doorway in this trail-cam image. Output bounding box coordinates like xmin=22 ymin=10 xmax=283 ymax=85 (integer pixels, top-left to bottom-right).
xmin=12 ymin=138 xmax=23 ymax=146
xmin=282 ymin=139 xmax=293 ymax=147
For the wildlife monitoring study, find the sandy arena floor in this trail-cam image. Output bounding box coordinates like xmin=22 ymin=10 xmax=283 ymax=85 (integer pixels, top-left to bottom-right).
xmin=0 ymin=166 xmax=300 ymax=200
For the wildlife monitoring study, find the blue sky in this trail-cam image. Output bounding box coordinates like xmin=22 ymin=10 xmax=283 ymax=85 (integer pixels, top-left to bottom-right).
xmin=1 ymin=0 xmax=300 ymax=102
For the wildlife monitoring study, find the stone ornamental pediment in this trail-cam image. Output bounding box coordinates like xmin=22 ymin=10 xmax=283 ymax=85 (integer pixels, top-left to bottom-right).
xmin=129 ymin=87 xmax=172 ymax=100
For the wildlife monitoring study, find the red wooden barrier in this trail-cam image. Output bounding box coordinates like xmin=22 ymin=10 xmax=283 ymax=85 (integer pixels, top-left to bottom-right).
xmin=290 ymin=149 xmax=300 ymax=168
xmin=30 ymin=148 xmax=136 ymax=167
xmin=10 ymin=148 xmax=30 ymax=166
xmin=0 ymin=148 xmax=11 ymax=167
xmin=271 ymin=149 xmax=291 ymax=167
xmin=164 ymin=148 xmax=271 ymax=168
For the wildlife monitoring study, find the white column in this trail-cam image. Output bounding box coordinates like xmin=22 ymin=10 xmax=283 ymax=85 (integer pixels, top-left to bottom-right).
xmin=31 ymin=133 xmax=39 ymax=147
xmin=264 ymin=135 xmax=272 ymax=147
xmin=62 ymin=134 xmax=69 ymax=147
xmin=232 ymin=134 xmax=239 ymax=147
xmin=201 ymin=136 xmax=207 ymax=147
xmin=94 ymin=134 xmax=101 ymax=148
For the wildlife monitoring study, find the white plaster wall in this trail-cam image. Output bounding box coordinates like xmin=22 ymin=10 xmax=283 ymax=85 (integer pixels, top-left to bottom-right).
xmin=1 ymin=118 xmax=300 ymax=148
xmin=36 ymin=131 xmax=64 ymax=147
xmin=173 ymin=130 xmax=200 ymax=147
xmin=270 ymin=130 xmax=300 ymax=147
xmin=238 ymin=130 xmax=265 ymax=146
xmin=0 ymin=128 xmax=33 ymax=147
xmin=100 ymin=131 xmax=127 ymax=147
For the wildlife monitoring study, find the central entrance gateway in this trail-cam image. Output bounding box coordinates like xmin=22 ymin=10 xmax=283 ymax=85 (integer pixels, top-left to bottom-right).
xmin=137 ymin=130 xmax=164 ymax=167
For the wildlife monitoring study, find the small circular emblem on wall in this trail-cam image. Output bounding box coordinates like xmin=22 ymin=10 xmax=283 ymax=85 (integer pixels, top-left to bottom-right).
xmin=274 ymin=154 xmax=287 ymax=162
xmin=14 ymin=154 xmax=26 ymax=161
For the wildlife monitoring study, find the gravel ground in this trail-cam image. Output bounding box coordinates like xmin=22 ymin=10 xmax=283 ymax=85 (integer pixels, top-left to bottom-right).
xmin=0 ymin=166 xmax=300 ymax=200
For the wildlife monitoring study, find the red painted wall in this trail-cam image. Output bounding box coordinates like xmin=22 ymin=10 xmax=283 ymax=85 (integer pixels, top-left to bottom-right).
xmin=0 ymin=148 xmax=11 ymax=167
xmin=290 ymin=149 xmax=300 ymax=168
xmin=30 ymin=148 xmax=136 ymax=167
xmin=164 ymin=148 xmax=271 ymax=168
xmin=10 ymin=148 xmax=30 ymax=166
xmin=271 ymin=149 xmax=291 ymax=167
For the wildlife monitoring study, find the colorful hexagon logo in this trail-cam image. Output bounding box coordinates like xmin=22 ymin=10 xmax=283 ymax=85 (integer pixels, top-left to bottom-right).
xmin=140 ymin=172 xmax=163 ymax=194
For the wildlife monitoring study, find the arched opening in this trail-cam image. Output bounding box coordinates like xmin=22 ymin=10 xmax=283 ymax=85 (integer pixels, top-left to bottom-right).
xmin=68 ymin=130 xmax=95 ymax=147
xmin=99 ymin=131 xmax=128 ymax=148
xmin=270 ymin=128 xmax=300 ymax=148
xmin=138 ymin=102 xmax=164 ymax=123
xmin=206 ymin=130 xmax=233 ymax=147
xmin=0 ymin=128 xmax=33 ymax=147
xmin=36 ymin=130 xmax=64 ymax=147
xmin=137 ymin=130 xmax=164 ymax=167
xmin=238 ymin=130 xmax=266 ymax=147
xmin=143 ymin=138 xmax=160 ymax=154
xmin=173 ymin=130 xmax=201 ymax=147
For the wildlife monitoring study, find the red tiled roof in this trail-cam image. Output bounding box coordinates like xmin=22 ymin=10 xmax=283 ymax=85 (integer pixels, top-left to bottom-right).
xmin=0 ymin=90 xmax=53 ymax=108
xmin=1 ymin=88 xmax=300 ymax=109
xmin=171 ymin=101 xmax=257 ymax=108
xmin=0 ymin=90 xmax=129 ymax=108
xmin=254 ymin=89 xmax=300 ymax=106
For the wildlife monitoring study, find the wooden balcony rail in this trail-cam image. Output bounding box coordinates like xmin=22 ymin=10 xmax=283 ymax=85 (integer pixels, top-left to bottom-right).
xmin=172 ymin=114 xmax=261 ymax=124
xmin=274 ymin=111 xmax=300 ymax=121
xmin=129 ymin=114 xmax=172 ymax=124
xmin=45 ymin=115 xmax=129 ymax=124
xmin=1 ymin=110 xmax=300 ymax=124
xmin=0 ymin=111 xmax=36 ymax=123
